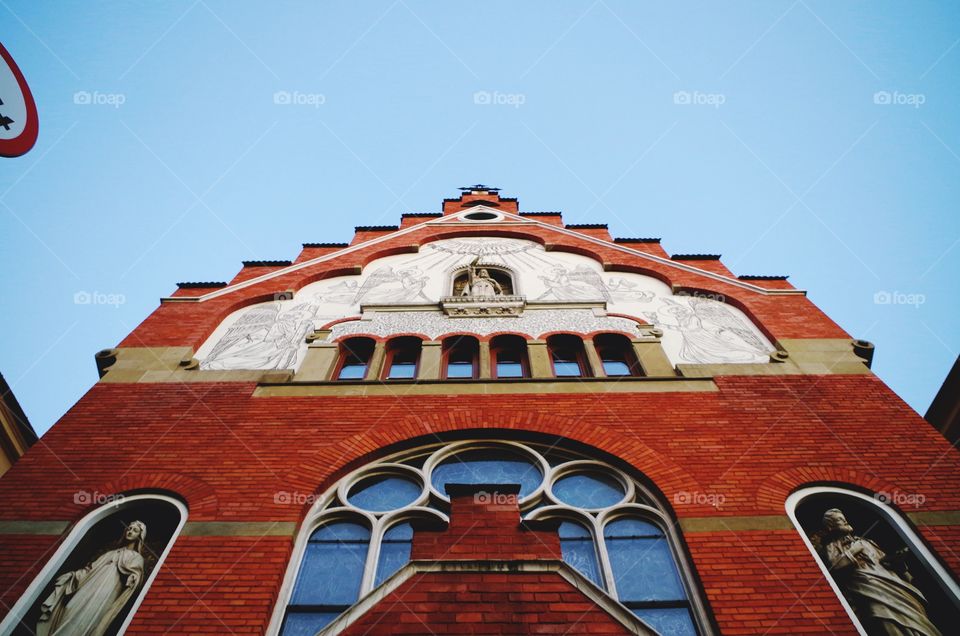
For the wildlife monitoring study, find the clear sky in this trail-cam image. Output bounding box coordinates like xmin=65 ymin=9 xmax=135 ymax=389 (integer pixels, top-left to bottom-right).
xmin=1 ymin=1 xmax=958 ymax=436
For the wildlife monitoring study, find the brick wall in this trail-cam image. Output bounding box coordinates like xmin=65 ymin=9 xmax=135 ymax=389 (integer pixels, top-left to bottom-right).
xmin=1 ymin=373 xmax=957 ymax=633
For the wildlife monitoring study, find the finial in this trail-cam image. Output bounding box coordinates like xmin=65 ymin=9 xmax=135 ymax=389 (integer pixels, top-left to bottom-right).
xmin=458 ymin=184 xmax=500 ymax=192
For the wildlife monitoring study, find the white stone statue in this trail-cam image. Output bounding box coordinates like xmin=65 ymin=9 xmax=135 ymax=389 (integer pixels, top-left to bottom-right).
xmin=818 ymin=509 xmax=941 ymax=636
xmin=461 ymin=267 xmax=503 ymax=297
xmin=37 ymin=521 xmax=147 ymax=636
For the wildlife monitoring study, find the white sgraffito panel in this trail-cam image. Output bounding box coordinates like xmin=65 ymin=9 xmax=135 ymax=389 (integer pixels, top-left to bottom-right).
xmin=195 ymin=238 xmax=774 ymax=371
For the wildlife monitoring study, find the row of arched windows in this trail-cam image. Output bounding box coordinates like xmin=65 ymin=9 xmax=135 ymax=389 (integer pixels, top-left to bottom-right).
xmin=334 ymin=332 xmax=644 ymax=381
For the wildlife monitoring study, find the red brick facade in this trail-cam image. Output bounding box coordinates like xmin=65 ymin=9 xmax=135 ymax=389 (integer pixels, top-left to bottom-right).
xmin=1 ymin=189 xmax=957 ymax=635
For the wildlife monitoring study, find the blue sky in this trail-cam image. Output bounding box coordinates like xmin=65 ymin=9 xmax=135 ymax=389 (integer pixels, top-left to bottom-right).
xmin=1 ymin=1 xmax=958 ymax=435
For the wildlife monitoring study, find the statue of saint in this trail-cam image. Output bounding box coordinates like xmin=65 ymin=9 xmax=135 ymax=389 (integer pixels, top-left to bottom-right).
xmin=816 ymin=509 xmax=941 ymax=636
xmin=461 ymin=267 xmax=503 ymax=298
xmin=37 ymin=521 xmax=148 ymax=636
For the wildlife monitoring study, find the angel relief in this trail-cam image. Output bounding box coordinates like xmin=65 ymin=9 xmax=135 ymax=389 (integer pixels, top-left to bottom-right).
xmin=199 ymin=267 xmax=432 ymax=371
xmin=201 ymin=302 xmax=319 ymax=371
xmin=352 ymin=266 xmax=431 ymax=305
xmin=536 ymin=265 xmax=610 ymax=301
xmin=644 ymin=297 xmax=770 ymax=364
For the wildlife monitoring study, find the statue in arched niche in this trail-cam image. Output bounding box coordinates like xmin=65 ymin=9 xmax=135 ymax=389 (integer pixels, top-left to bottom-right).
xmin=816 ymin=509 xmax=942 ymax=636
xmin=37 ymin=521 xmax=148 ymax=636
xmin=460 ymin=264 xmax=504 ymax=298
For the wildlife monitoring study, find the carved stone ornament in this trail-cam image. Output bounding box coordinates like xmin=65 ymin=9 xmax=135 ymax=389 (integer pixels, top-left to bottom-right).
xmin=440 ymin=294 xmax=526 ymax=317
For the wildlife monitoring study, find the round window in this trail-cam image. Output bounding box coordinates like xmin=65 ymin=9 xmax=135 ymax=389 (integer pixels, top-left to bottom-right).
xmin=552 ymin=472 xmax=626 ymax=508
xmin=347 ymin=474 xmax=422 ymax=511
xmin=462 ymin=211 xmax=500 ymax=221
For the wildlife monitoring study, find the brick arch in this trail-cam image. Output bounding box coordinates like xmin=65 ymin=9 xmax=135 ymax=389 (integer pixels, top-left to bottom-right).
xmin=78 ymin=473 xmax=219 ymax=520
xmin=756 ymin=466 xmax=904 ymax=513
xmin=281 ymin=418 xmax=706 ymax=519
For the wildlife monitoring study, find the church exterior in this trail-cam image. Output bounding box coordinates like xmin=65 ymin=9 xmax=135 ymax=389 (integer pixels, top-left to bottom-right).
xmin=1 ymin=186 xmax=958 ymax=635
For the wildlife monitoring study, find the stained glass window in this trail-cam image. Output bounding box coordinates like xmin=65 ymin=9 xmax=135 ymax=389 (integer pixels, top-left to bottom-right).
xmin=347 ymin=475 xmax=421 ymax=512
xmin=374 ymin=522 xmax=414 ymax=586
xmin=283 ymin=522 xmax=371 ymax=635
xmin=279 ymin=441 xmax=705 ymax=636
xmin=431 ymin=449 xmax=542 ymax=497
xmin=604 ymin=518 xmax=696 ymax=636
xmin=559 ymin=521 xmax=603 ymax=588
xmin=553 ymin=472 xmax=625 ymax=509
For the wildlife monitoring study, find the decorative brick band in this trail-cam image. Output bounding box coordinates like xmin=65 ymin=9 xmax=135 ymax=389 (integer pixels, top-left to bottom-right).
xmin=0 ymin=520 xmax=70 ymax=535
xmin=180 ymin=521 xmax=297 ymax=536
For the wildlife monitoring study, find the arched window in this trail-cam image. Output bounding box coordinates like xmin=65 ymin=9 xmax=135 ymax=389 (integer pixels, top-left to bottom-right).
xmin=547 ymin=334 xmax=591 ymax=378
xmin=383 ymin=336 xmax=421 ymax=380
xmin=272 ymin=440 xmax=711 ymax=635
xmin=335 ymin=337 xmax=375 ymax=380
xmin=284 ymin=520 xmax=371 ymax=635
xmin=604 ymin=518 xmax=694 ymax=634
xmin=490 ymin=334 xmax=529 ymax=378
xmin=594 ymin=333 xmax=642 ymax=377
xmin=451 ymin=266 xmax=515 ymax=296
xmin=1 ymin=493 xmax=187 ymax=636
xmin=788 ymin=486 xmax=960 ymax=635
xmin=442 ymin=335 xmax=479 ymax=379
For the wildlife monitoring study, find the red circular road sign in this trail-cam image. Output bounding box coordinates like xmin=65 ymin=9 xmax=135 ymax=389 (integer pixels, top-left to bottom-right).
xmin=0 ymin=42 xmax=39 ymax=158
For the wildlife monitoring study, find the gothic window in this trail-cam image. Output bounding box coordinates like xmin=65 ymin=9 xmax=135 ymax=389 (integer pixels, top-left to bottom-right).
xmin=284 ymin=521 xmax=370 ymax=634
xmin=383 ymin=337 xmax=421 ymax=380
xmin=335 ymin=337 xmax=375 ymax=380
xmin=604 ymin=518 xmax=694 ymax=634
xmin=491 ymin=334 xmax=528 ymax=378
xmin=2 ymin=494 xmax=187 ymax=636
xmin=594 ymin=333 xmax=642 ymax=377
xmin=442 ymin=335 xmax=479 ymax=379
xmin=274 ymin=440 xmax=711 ymax=635
xmin=451 ymin=266 xmax=515 ymax=297
xmin=547 ymin=334 xmax=590 ymax=378
xmin=788 ymin=486 xmax=960 ymax=636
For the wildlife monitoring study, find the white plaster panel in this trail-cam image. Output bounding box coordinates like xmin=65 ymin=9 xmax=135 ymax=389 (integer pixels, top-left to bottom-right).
xmin=196 ymin=238 xmax=774 ymax=371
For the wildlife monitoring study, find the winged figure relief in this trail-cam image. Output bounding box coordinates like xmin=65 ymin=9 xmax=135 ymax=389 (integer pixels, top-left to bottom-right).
xmin=536 ymin=265 xmax=608 ymax=301
xmin=644 ymin=297 xmax=768 ymax=364
xmin=687 ymin=297 xmax=769 ymax=353
xmin=604 ymin=276 xmax=655 ymax=303
xmin=352 ymin=266 xmax=432 ymax=305
xmin=201 ymin=301 xmax=319 ymax=370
